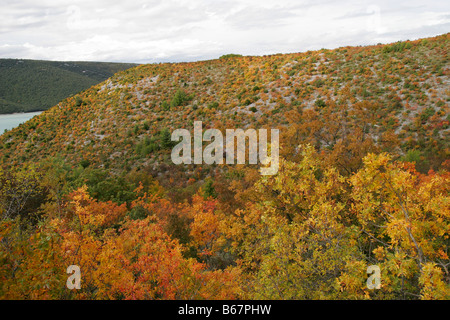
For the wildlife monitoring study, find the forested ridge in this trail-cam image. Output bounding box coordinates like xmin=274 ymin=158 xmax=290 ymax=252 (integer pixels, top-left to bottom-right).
xmin=0 ymin=59 xmax=137 ymax=114
xmin=0 ymin=34 xmax=448 ymax=299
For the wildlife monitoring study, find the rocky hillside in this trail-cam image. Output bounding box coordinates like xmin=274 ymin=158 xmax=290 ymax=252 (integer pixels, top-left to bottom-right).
xmin=0 ymin=34 xmax=448 ymax=182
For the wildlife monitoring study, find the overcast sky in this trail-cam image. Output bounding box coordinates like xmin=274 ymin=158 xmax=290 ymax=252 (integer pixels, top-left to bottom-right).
xmin=0 ymin=0 xmax=449 ymax=63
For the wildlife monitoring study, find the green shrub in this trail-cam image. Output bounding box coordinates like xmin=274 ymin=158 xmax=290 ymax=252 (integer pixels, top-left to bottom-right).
xmin=219 ymin=53 xmax=242 ymax=60
xmin=315 ymin=98 xmax=326 ymax=108
xmin=80 ymin=159 xmax=90 ymax=168
xmin=208 ymin=101 xmax=219 ymax=109
xmin=170 ymin=89 xmax=193 ymax=108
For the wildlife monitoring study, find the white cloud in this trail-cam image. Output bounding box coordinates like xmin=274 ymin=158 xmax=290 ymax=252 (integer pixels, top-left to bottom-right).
xmin=0 ymin=0 xmax=448 ymax=63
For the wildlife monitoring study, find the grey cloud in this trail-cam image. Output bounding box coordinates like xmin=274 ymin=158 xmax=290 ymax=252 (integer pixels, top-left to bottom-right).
xmin=0 ymin=0 xmax=448 ymax=63
xmin=377 ymin=21 xmax=450 ymax=42
xmin=225 ymin=6 xmax=296 ymax=29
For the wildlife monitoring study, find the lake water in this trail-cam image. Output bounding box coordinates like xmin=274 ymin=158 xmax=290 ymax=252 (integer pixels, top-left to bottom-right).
xmin=0 ymin=111 xmax=43 ymax=134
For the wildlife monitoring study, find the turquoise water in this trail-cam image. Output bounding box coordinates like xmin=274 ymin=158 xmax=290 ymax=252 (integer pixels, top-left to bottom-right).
xmin=0 ymin=111 xmax=43 ymax=134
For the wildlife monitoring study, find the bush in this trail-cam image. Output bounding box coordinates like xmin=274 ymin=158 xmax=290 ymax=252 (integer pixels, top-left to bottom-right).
xmin=161 ymin=101 xmax=170 ymax=111
xmin=80 ymin=159 xmax=90 ymax=168
xmin=219 ymin=53 xmax=242 ymax=60
xmin=170 ymin=89 xmax=193 ymax=108
xmin=160 ymin=128 xmax=173 ymax=149
xmin=315 ymin=98 xmax=326 ymax=108
xmin=75 ymin=96 xmax=83 ymax=107
xmin=208 ymin=101 xmax=219 ymax=109
xmin=420 ymin=107 xmax=435 ymax=122
xmin=203 ymin=179 xmax=217 ymax=199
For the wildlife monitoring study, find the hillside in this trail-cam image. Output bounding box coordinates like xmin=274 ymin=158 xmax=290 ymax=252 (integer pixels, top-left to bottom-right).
xmin=0 ymin=34 xmax=449 ymax=300
xmin=1 ymin=34 xmax=448 ymax=177
xmin=0 ymin=59 xmax=137 ymax=113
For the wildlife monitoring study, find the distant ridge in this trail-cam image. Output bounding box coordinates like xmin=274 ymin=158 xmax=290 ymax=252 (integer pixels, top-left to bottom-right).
xmin=0 ymin=59 xmax=137 ymax=114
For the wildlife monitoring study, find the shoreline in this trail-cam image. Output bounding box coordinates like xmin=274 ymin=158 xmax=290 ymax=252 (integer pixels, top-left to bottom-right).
xmin=0 ymin=111 xmax=44 ymax=133
xmin=0 ymin=110 xmax=45 ymax=116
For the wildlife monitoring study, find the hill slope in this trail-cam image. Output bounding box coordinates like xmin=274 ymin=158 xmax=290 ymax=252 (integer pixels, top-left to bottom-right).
xmin=0 ymin=59 xmax=137 ymax=113
xmin=1 ymin=34 xmax=448 ymax=177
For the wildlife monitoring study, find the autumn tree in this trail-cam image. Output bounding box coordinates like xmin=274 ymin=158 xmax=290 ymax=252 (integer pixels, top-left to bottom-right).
xmin=341 ymin=153 xmax=450 ymax=299
xmin=227 ymin=145 xmax=361 ymax=299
